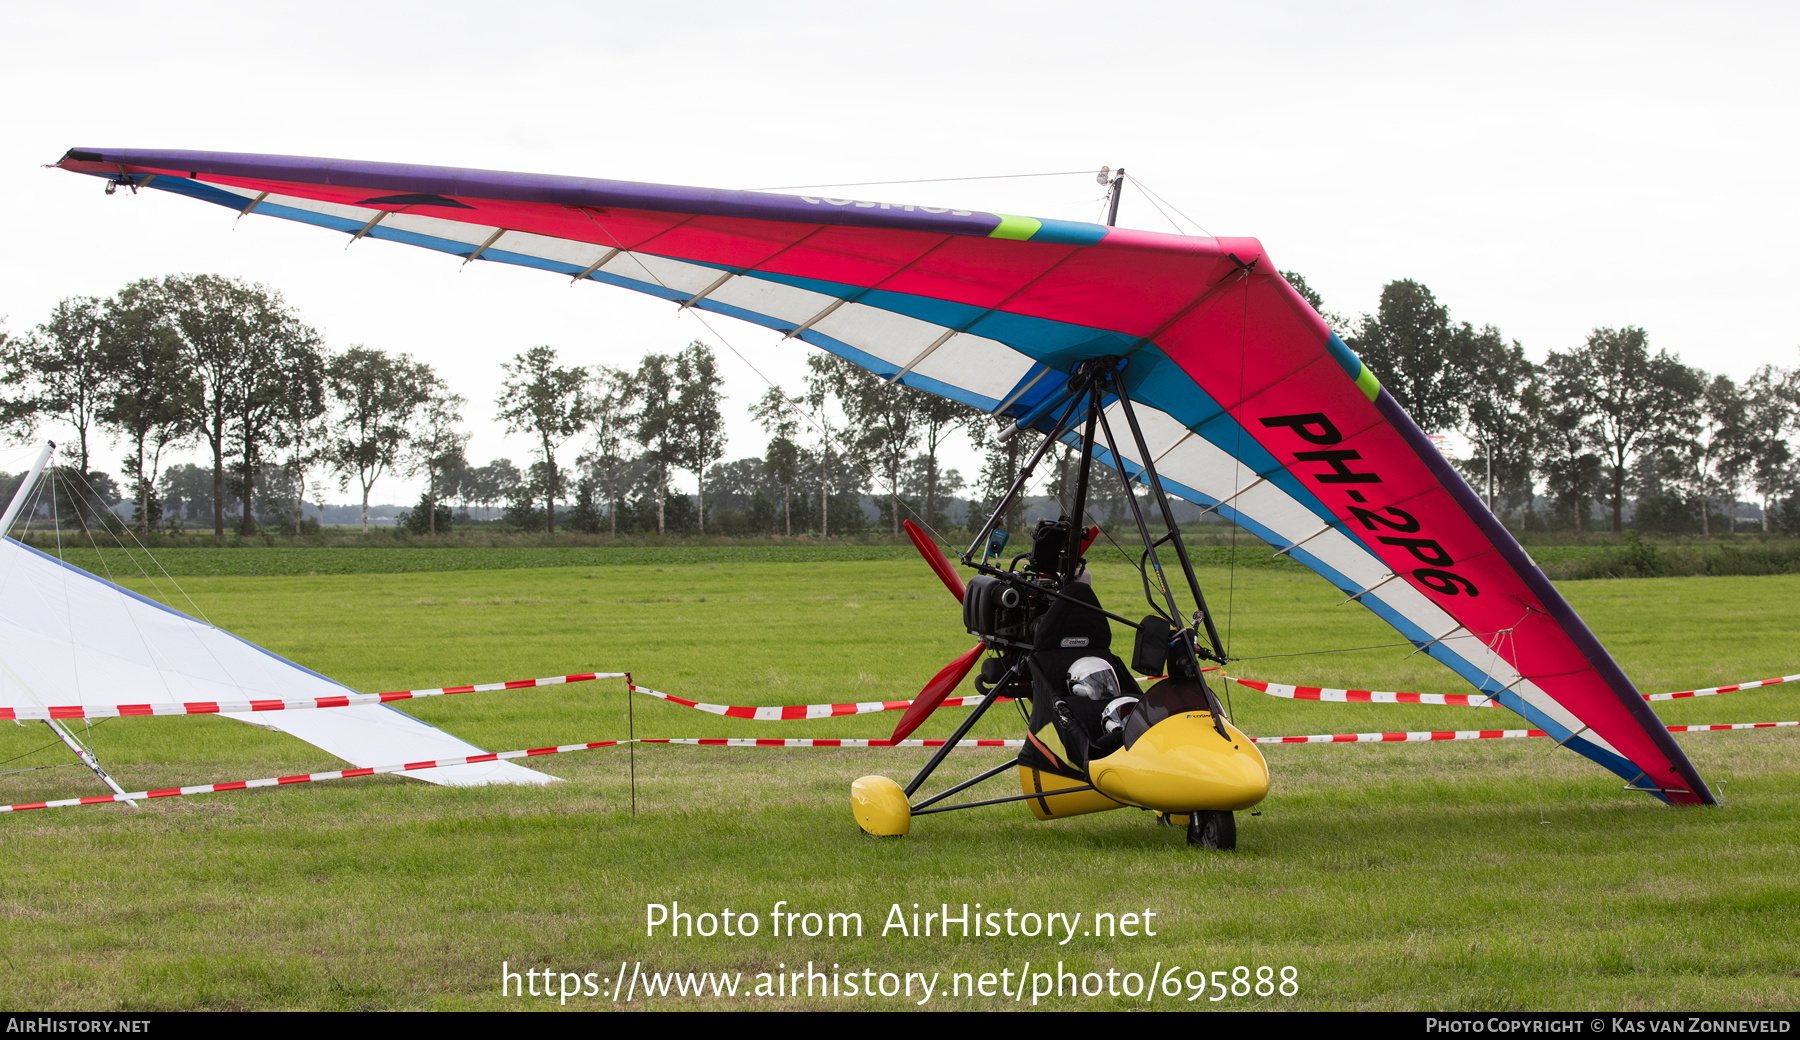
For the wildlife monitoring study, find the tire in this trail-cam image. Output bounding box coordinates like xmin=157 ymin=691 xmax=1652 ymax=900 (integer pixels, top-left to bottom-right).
xmin=1186 ymin=810 xmax=1237 ymax=851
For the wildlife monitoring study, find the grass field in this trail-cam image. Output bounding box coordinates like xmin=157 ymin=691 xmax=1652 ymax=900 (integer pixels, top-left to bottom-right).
xmin=0 ymin=551 xmax=1795 ymax=1010
xmin=33 ymin=537 xmax=1768 ymax=578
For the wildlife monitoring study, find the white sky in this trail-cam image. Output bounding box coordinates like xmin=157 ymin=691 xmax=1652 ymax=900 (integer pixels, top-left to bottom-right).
xmin=2 ymin=1 xmax=1795 ymax=504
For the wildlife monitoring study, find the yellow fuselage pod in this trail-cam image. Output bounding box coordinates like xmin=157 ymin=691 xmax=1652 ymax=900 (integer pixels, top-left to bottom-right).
xmin=1087 ymin=712 xmax=1269 ymax=813
xmin=1018 ymin=766 xmax=1127 ymax=821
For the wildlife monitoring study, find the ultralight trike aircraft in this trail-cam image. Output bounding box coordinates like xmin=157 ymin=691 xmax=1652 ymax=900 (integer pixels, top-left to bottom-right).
xmin=851 ymin=355 xmax=1269 ymax=849
xmin=37 ymin=149 xmax=1714 ymax=840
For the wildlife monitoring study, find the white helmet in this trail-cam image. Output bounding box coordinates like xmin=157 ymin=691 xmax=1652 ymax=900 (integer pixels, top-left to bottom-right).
xmin=1067 ymin=657 xmax=1121 ymax=702
xmin=1102 ymin=695 xmax=1140 ymax=734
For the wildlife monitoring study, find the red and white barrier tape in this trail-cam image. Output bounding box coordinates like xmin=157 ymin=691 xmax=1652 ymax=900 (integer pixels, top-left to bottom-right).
xmin=1229 ymin=677 xmax=1495 ymax=707
xmin=9 ymin=720 xmax=1791 ymax=814
xmin=1255 ymin=728 xmax=1539 ymax=744
xmin=0 ymin=738 xmax=629 ymax=813
xmin=639 ymin=738 xmax=1025 ymax=748
xmin=628 ymin=684 xmax=997 ymax=720
xmin=1251 ymin=721 xmax=1797 ymax=744
xmin=1231 ymin=671 xmax=1800 ymax=708
xmin=1647 ymin=673 xmax=1799 ymax=701
xmin=0 ymin=672 xmax=624 ymax=722
xmin=647 ymin=723 xmax=1796 ymax=747
xmin=0 ymin=734 xmax=1020 ymax=813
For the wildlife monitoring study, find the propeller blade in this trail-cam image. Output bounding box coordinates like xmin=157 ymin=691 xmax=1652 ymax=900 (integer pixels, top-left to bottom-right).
xmin=903 ymin=519 xmax=966 ymax=604
xmin=889 ymin=642 xmax=984 ymax=743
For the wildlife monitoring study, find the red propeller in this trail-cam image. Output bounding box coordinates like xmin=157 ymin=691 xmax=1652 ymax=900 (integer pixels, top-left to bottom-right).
xmin=903 ymin=520 xmax=965 ymax=603
xmin=894 ymin=521 xmax=980 ymax=742
xmin=889 ymin=643 xmax=984 ymax=743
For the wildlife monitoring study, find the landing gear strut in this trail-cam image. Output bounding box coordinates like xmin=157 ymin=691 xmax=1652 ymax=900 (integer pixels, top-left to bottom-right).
xmin=1187 ymin=810 xmax=1237 ymax=851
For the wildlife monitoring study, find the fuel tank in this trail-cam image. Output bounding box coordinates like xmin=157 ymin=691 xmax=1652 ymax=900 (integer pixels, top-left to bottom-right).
xmin=1018 ymin=765 xmax=1127 ymax=820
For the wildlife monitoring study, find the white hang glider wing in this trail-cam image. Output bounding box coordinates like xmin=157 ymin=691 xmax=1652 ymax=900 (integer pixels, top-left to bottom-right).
xmin=0 ymin=535 xmax=554 ymax=787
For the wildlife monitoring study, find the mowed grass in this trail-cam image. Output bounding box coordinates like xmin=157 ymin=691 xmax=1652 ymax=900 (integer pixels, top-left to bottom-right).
xmin=0 ymin=557 xmax=1796 ymax=1010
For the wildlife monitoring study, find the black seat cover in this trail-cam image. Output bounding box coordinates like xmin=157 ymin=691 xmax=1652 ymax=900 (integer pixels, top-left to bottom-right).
xmin=1016 ymin=583 xmax=1141 ymax=779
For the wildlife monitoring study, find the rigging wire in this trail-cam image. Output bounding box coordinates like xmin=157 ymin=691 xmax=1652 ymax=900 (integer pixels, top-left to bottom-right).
xmin=684 ymin=301 xmax=957 ymax=546
xmin=1227 ymin=622 xmax=1528 ymax=663
xmin=1225 ymin=281 xmax=1249 ymax=664
xmin=62 ymin=465 xmax=211 ymax=624
xmin=1225 ymin=641 xmax=1419 ymax=661
xmin=0 ymin=763 xmax=80 ymax=777
xmin=56 ymin=469 xmax=119 ymax=585
xmin=0 ymin=718 xmax=113 ymax=770
xmin=746 ymin=170 xmax=1097 ymax=191
xmin=1127 ymin=183 xmax=1189 ymax=236
xmin=0 ymin=736 xmax=69 ymax=769
xmin=58 ymin=469 xmax=185 ymax=704
xmin=1123 ymin=173 xmax=1215 ymax=238
xmin=48 ymin=464 xmax=78 ymax=705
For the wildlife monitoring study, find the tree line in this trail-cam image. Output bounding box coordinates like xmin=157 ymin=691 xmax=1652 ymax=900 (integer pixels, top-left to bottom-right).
xmin=1294 ymin=274 xmax=1800 ymax=535
xmin=4 ymin=272 xmax=1794 ymax=541
xmin=0 ymin=275 xmax=999 ymax=539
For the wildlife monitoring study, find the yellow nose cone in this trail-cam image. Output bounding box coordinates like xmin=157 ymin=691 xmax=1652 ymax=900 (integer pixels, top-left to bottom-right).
xmin=1089 ymin=713 xmax=1269 ymax=812
xmin=850 ymin=775 xmax=911 ymax=836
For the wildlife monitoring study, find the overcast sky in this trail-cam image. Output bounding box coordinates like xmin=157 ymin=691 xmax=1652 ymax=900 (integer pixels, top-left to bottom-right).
xmin=3 ymin=1 xmax=1794 ymax=503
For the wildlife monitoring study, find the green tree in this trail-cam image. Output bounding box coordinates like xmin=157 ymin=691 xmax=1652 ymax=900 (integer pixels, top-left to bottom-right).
xmin=1535 ymin=358 xmax=1603 ymax=534
xmin=0 ymin=297 xmax=108 ymax=473
xmin=970 ymin=417 xmax=1038 ymax=540
xmin=1662 ymin=374 xmax=1751 ymax=537
xmin=582 ymin=365 xmax=636 ymax=537
xmin=97 ymin=286 xmax=194 ymax=535
xmin=800 ymin=354 xmax=862 ymax=539
xmin=229 ymin=317 xmax=326 ymax=536
xmin=463 ymin=458 xmax=521 ymax=522
xmin=497 ymin=346 xmax=591 ymax=534
xmin=825 ymin=358 xmax=919 ymax=536
xmin=327 ymin=347 xmax=434 ymax=535
xmin=1279 ymin=269 xmax=1351 ymax=329
xmin=1456 ymin=327 xmax=1539 ymax=524
xmin=753 ymin=386 xmax=804 ymax=537
xmin=1548 ymin=327 xmax=1703 ymax=533
xmin=1742 ymin=364 xmax=1799 ymax=531
xmin=674 ymin=341 xmax=727 ymax=534
xmin=627 ymin=351 xmax=681 ymax=536
xmin=1347 ymin=280 xmax=1473 ymax=433
xmin=912 ymin=393 xmax=981 ymax=533
xmin=407 ymin=379 xmax=467 ymax=537
xmin=133 ymin=275 xmax=325 ymax=537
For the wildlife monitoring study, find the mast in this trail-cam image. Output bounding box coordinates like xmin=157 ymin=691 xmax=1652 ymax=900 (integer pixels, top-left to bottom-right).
xmin=0 ymin=441 xmax=55 ymax=536
xmin=1105 ymin=167 xmax=1126 ymax=227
